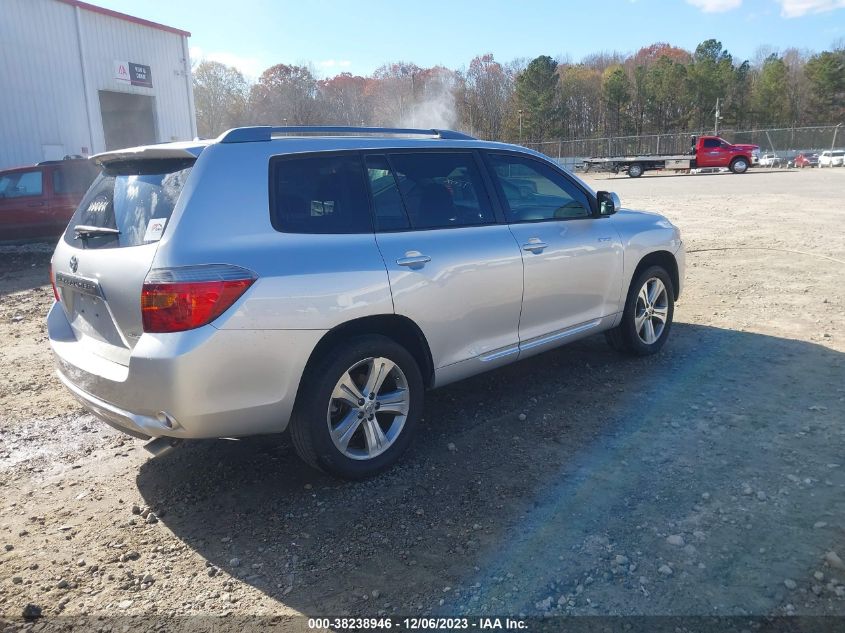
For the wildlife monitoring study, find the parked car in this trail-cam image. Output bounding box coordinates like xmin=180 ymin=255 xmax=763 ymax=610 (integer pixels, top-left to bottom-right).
xmin=0 ymin=158 xmax=100 ymax=242
xmin=48 ymin=126 xmax=685 ymax=478
xmin=758 ymin=153 xmax=782 ymax=168
xmin=819 ymin=150 xmax=845 ymax=167
xmin=793 ymin=152 xmax=819 ymax=168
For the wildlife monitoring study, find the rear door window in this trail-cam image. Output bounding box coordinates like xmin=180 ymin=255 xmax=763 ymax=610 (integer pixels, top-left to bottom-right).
xmin=63 ymin=158 xmax=194 ymax=249
xmin=270 ymin=154 xmax=371 ymax=234
xmin=0 ymin=169 xmax=43 ymax=198
xmin=365 ymin=155 xmax=410 ymax=231
xmin=372 ymin=152 xmax=495 ymax=231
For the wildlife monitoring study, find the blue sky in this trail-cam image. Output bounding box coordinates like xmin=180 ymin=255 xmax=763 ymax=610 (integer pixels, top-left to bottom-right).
xmin=95 ymin=0 xmax=845 ymax=78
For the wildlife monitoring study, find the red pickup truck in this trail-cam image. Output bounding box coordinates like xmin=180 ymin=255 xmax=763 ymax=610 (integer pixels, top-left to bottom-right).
xmin=0 ymin=158 xmax=100 ymax=242
xmin=584 ymin=135 xmax=760 ymax=178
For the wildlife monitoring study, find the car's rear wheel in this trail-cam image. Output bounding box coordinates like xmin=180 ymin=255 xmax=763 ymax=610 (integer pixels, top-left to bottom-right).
xmin=606 ymin=265 xmax=675 ymax=356
xmin=730 ymin=157 xmax=749 ymax=174
xmin=290 ymin=335 xmax=423 ymax=479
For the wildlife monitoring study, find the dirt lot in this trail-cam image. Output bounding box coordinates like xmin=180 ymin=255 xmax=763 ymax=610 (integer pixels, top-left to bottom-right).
xmin=1 ymin=168 xmax=844 ymax=626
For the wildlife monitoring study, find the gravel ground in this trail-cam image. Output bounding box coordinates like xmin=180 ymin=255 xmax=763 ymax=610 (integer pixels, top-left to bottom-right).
xmin=1 ymin=168 xmax=844 ymax=625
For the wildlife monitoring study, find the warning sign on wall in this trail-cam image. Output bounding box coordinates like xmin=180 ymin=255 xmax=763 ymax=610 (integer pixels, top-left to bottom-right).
xmin=114 ymin=61 xmax=153 ymax=88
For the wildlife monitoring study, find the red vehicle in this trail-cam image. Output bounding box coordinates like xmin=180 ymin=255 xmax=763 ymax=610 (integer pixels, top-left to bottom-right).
xmin=0 ymin=158 xmax=99 ymax=242
xmin=584 ymin=135 xmax=760 ymax=178
xmin=793 ymin=152 xmax=819 ymax=168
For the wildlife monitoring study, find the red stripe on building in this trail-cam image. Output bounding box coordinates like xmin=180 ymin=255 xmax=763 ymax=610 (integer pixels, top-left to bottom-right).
xmin=56 ymin=0 xmax=191 ymax=37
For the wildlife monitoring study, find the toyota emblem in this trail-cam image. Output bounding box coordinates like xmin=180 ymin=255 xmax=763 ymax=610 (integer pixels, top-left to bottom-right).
xmin=69 ymin=256 xmax=78 ymax=273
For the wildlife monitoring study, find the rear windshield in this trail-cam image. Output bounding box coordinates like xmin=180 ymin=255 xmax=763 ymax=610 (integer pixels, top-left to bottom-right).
xmin=64 ymin=158 xmax=194 ymax=249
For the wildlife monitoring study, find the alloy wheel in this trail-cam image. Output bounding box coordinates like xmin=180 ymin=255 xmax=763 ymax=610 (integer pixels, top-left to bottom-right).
xmin=634 ymin=277 xmax=669 ymax=345
xmin=327 ymin=357 xmax=409 ymax=460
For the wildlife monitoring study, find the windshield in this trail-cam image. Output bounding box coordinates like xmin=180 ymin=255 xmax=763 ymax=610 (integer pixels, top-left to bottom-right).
xmin=63 ymin=158 xmax=194 ymax=249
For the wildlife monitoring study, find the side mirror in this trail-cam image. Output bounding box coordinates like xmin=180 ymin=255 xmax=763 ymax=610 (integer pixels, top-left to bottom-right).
xmin=597 ymin=191 xmax=620 ymax=216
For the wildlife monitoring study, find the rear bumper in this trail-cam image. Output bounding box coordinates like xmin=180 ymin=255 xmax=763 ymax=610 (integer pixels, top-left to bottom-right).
xmin=48 ymin=302 xmax=323 ymax=439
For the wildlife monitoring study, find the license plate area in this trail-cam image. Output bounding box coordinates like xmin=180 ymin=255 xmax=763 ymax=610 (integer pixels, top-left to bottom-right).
xmin=57 ymin=273 xmax=126 ymax=348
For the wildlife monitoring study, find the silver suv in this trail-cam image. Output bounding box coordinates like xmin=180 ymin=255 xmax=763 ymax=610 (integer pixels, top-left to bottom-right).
xmin=48 ymin=126 xmax=684 ymax=478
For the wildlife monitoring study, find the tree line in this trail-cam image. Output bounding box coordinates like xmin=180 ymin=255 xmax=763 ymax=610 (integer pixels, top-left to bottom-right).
xmin=193 ymin=39 xmax=845 ymax=143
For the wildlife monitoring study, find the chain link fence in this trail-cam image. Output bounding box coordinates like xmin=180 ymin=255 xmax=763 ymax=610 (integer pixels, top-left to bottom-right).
xmin=518 ymin=125 xmax=844 ymax=170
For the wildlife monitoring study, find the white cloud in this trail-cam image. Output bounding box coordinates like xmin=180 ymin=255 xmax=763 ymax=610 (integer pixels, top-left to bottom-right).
xmin=776 ymin=0 xmax=845 ymax=17
xmin=189 ymin=46 xmax=263 ymax=79
xmin=317 ymin=59 xmax=353 ymax=70
xmin=686 ymin=0 xmax=743 ymax=12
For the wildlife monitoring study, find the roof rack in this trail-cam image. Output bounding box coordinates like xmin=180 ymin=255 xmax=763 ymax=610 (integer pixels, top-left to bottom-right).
xmin=218 ymin=126 xmax=475 ymax=144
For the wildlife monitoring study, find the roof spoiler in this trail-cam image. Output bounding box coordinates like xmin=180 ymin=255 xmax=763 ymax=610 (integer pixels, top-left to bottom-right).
xmin=91 ymin=144 xmax=204 ymax=166
xmin=217 ymin=126 xmax=475 ymax=143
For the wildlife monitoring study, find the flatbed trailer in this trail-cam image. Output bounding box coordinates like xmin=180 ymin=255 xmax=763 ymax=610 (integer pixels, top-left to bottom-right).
xmin=584 ymin=155 xmax=700 ymax=177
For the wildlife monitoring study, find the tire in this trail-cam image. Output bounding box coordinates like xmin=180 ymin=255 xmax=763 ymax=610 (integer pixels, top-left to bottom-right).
xmin=605 ymin=265 xmax=675 ymax=356
xmin=289 ymin=334 xmax=423 ymax=479
xmin=730 ymin=157 xmax=749 ymax=174
xmin=628 ymin=163 xmax=644 ymax=178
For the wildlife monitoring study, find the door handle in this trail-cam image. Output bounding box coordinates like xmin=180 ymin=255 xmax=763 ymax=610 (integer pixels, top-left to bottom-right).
xmin=396 ymin=251 xmax=431 ymax=267
xmin=522 ymin=238 xmax=548 ymax=253
xmin=27 ymin=202 xmax=46 ymax=208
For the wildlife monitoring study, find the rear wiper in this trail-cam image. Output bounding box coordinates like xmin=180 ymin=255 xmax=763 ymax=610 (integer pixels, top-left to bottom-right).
xmin=74 ymin=225 xmax=120 ymax=239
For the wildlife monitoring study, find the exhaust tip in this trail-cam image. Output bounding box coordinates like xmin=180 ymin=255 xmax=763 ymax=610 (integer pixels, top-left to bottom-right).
xmin=156 ymin=411 xmax=179 ymax=430
xmin=143 ymin=437 xmax=183 ymax=458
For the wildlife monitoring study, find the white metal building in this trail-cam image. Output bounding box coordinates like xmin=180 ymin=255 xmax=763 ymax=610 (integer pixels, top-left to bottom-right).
xmin=0 ymin=0 xmax=196 ymax=169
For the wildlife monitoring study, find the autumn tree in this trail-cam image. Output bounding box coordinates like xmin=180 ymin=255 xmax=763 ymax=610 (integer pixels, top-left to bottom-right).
xmin=463 ymin=54 xmax=513 ymax=140
xmin=318 ymin=73 xmax=371 ymax=125
xmin=368 ymin=62 xmax=423 ymax=126
xmin=248 ymin=64 xmax=319 ymax=125
xmin=557 ymin=64 xmax=601 ymax=139
xmin=192 ymin=61 xmax=249 ymax=138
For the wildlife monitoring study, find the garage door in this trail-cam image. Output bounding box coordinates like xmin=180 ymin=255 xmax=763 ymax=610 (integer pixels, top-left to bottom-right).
xmin=98 ymin=91 xmax=157 ymax=151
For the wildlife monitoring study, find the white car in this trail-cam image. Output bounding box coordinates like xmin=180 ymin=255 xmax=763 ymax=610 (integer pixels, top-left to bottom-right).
xmin=819 ymin=150 xmax=845 ymax=167
xmin=758 ymin=153 xmax=782 ymax=168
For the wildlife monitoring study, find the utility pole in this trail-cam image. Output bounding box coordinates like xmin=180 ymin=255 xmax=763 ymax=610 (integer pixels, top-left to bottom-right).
xmin=714 ymin=98 xmax=721 ymax=136
xmin=832 ymin=122 xmax=842 ymax=150
xmin=518 ymin=109 xmax=524 ymax=144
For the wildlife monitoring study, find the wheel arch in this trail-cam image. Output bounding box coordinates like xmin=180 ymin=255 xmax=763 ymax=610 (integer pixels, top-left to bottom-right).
xmin=298 ymin=314 xmax=435 ymax=396
xmin=632 ymin=250 xmax=680 ymax=300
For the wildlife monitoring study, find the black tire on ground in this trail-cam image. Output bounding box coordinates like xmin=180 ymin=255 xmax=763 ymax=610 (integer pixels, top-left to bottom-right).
xmin=289 ymin=334 xmax=424 ymax=479
xmin=628 ymin=163 xmax=644 ymax=178
xmin=730 ymin=157 xmax=749 ymax=174
xmin=605 ymin=265 xmax=675 ymax=356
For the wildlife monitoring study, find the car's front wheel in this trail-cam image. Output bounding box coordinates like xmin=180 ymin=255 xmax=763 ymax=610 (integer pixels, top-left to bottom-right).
xmin=290 ymin=335 xmax=423 ymax=479
xmin=606 ymin=265 xmax=675 ymax=356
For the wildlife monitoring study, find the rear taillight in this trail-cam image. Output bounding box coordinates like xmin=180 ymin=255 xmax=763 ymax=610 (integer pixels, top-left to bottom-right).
xmin=49 ymin=263 xmax=60 ymax=302
xmin=141 ymin=265 xmax=256 ymax=333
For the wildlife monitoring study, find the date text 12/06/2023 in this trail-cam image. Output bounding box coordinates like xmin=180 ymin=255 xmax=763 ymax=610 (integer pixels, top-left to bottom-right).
xmin=307 ymin=617 xmax=528 ymax=630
